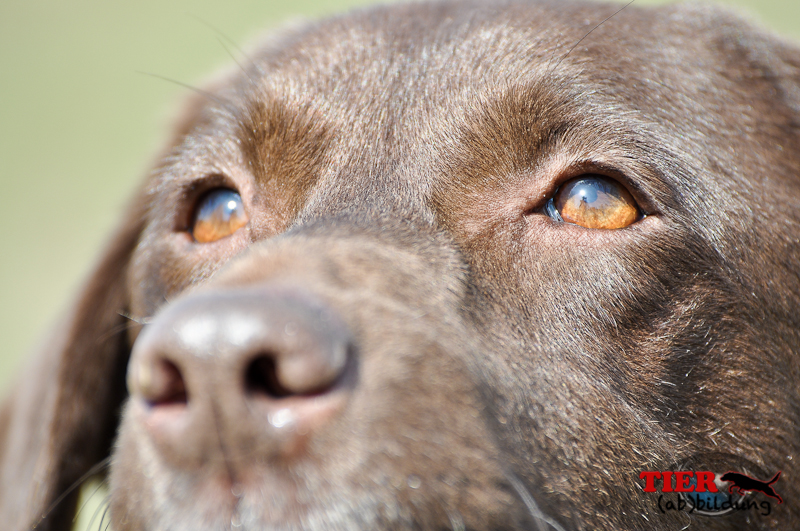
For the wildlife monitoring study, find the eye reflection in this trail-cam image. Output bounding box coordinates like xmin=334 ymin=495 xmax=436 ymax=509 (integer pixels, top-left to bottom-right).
xmin=546 ymin=175 xmax=640 ymax=229
xmin=192 ymin=188 xmax=248 ymax=243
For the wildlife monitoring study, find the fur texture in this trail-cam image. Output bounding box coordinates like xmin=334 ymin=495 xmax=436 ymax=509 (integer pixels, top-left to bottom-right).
xmin=1 ymin=1 xmax=799 ymax=529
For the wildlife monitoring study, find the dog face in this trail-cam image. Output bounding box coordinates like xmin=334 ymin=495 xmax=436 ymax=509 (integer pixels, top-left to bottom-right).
xmin=2 ymin=1 xmax=799 ymax=530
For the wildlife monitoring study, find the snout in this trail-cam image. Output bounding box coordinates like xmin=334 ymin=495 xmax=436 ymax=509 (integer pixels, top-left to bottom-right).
xmin=126 ymin=287 xmax=356 ymax=469
xmin=110 ymin=227 xmax=537 ymax=530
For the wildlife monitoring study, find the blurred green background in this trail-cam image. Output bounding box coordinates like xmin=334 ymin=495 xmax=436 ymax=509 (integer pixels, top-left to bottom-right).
xmin=0 ymin=0 xmax=798 ymax=395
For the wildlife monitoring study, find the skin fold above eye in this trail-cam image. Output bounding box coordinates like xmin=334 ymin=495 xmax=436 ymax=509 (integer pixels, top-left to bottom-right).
xmin=192 ymin=188 xmax=248 ymax=243
xmin=550 ymin=175 xmax=640 ymax=230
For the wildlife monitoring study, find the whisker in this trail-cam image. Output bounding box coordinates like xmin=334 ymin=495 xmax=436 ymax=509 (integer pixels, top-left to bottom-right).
xmin=95 ymin=323 xmax=129 ymax=344
xmin=96 ymin=321 xmax=147 ymax=345
xmin=73 ymin=480 xmax=106 ymax=523
xmin=504 ymin=469 xmax=568 ymax=531
xmin=217 ymin=36 xmax=251 ymax=77
xmin=88 ymin=495 xmax=111 ymax=531
xmin=135 ymin=71 xmax=230 ymax=106
xmin=96 ymin=311 xmax=153 ymax=344
xmin=187 ymin=13 xmax=262 ymax=80
xmin=446 ymin=510 xmax=466 ymax=531
xmin=187 ymin=13 xmax=255 ymax=64
xmin=549 ymin=0 xmax=635 ymax=74
xmin=117 ymin=311 xmax=153 ymax=325
xmin=32 ymin=457 xmax=111 ymax=529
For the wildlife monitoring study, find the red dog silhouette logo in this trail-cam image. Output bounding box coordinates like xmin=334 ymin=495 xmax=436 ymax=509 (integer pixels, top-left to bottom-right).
xmin=720 ymin=471 xmax=783 ymax=503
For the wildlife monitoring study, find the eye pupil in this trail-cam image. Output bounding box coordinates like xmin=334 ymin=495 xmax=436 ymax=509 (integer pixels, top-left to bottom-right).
xmin=192 ymin=188 xmax=248 ymax=243
xmin=551 ymin=175 xmax=639 ymax=230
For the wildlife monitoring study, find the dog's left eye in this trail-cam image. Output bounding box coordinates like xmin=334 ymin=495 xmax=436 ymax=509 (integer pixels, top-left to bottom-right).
xmin=191 ymin=188 xmax=248 ymax=243
xmin=544 ymin=175 xmax=640 ymax=229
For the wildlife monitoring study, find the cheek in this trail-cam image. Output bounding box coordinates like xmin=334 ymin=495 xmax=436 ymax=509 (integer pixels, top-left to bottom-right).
xmin=458 ymin=212 xmax=671 ymax=376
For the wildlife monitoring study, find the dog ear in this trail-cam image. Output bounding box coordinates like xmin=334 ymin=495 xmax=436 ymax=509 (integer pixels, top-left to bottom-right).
xmin=0 ymin=71 xmax=227 ymax=530
xmin=0 ymin=199 xmax=145 ymax=531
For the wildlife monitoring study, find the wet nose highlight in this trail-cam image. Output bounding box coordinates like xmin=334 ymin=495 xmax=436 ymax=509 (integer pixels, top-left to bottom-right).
xmin=126 ymin=287 xmax=354 ymax=458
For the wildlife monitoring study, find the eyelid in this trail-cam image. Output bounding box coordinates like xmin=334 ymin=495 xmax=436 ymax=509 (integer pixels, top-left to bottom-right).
xmin=540 ymin=161 xmax=656 ymax=218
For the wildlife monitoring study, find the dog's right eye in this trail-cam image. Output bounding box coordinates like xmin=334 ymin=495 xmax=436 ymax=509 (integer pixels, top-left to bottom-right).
xmin=543 ymin=175 xmax=641 ymax=229
xmin=191 ymin=188 xmax=248 ymax=243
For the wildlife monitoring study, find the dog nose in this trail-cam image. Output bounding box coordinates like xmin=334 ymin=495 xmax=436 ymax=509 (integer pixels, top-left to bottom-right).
xmin=126 ymin=287 xmax=354 ymax=467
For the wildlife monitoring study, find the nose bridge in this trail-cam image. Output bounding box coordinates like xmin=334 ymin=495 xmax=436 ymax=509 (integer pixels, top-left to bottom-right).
xmin=293 ymin=129 xmax=437 ymax=227
xmin=169 ymin=290 xmax=343 ymax=359
xmin=125 ymin=210 xmax=468 ymax=477
xmin=218 ymin=211 xmax=467 ymax=317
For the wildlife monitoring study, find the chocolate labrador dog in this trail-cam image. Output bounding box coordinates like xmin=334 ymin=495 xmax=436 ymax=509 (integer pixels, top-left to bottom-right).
xmin=1 ymin=0 xmax=799 ymax=529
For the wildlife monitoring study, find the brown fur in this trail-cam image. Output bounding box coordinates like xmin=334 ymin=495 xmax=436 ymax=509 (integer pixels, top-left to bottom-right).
xmin=2 ymin=1 xmax=800 ymax=529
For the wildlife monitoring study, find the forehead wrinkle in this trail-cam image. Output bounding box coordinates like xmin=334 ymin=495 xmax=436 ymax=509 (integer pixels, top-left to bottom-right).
xmin=230 ymin=13 xmax=554 ymax=221
xmin=223 ymin=1 xmax=680 ymax=226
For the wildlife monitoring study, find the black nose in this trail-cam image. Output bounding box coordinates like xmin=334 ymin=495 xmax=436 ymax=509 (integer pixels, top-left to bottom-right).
xmin=126 ymin=287 xmax=355 ymax=468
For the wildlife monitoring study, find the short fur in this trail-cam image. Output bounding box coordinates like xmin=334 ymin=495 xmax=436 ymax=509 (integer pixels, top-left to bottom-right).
xmin=1 ymin=1 xmax=799 ymax=530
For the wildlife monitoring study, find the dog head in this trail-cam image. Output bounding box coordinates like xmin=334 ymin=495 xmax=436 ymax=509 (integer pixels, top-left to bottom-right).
xmin=2 ymin=1 xmax=799 ymax=530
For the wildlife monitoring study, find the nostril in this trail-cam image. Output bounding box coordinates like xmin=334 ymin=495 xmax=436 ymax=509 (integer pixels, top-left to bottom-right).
xmin=245 ymin=356 xmax=293 ymax=398
xmin=152 ymin=360 xmax=188 ymax=405
xmin=131 ymin=358 xmax=188 ymax=406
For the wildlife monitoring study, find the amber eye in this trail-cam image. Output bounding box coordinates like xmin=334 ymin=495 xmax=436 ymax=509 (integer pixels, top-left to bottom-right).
xmin=191 ymin=188 xmax=248 ymax=243
xmin=544 ymin=175 xmax=640 ymax=229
